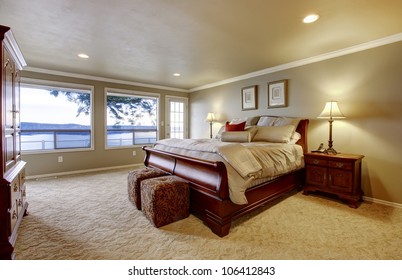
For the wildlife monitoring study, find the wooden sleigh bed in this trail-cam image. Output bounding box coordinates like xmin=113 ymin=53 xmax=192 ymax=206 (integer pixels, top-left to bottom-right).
xmin=143 ymin=118 xmax=309 ymax=237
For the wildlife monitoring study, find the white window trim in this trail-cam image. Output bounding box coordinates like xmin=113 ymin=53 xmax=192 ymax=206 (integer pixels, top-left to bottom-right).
xmin=104 ymin=87 xmax=160 ymax=150
xmin=20 ymin=78 xmax=95 ymax=154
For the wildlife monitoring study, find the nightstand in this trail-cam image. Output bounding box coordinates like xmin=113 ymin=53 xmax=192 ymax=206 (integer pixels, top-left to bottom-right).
xmin=303 ymin=152 xmax=364 ymax=208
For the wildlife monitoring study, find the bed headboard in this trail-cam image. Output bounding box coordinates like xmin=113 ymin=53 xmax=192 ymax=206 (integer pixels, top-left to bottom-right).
xmin=295 ymin=119 xmax=309 ymax=154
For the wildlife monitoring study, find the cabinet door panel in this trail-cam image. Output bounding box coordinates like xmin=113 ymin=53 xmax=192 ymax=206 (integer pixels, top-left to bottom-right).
xmin=3 ymin=49 xmax=14 ymax=129
xmin=328 ymin=169 xmax=353 ymax=192
xmin=5 ymin=133 xmax=16 ymax=171
xmin=306 ymin=165 xmax=327 ymax=187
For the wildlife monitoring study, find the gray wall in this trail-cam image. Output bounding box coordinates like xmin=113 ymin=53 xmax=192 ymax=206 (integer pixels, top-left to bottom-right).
xmin=21 ymin=71 xmax=188 ymax=176
xmin=189 ymin=41 xmax=402 ymax=205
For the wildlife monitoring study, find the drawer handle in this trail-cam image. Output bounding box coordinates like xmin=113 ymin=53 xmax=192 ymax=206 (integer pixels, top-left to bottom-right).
xmin=18 ymin=199 xmax=22 ymax=206
xmin=12 ymin=210 xmax=18 ymax=220
xmin=313 ymin=159 xmax=319 ymax=165
xmin=13 ymin=183 xmax=18 ymax=192
xmin=335 ymin=163 xmax=344 ymax=168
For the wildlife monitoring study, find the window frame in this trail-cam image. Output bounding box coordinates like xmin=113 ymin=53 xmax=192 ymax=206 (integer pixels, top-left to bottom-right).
xmin=20 ymin=78 xmax=95 ymax=154
xmin=104 ymin=87 xmax=160 ymax=150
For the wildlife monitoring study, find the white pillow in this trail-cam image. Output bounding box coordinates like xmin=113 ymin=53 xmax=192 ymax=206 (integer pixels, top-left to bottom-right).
xmin=274 ymin=117 xmax=300 ymax=128
xmin=289 ymin=132 xmax=302 ymax=144
xmin=215 ymin=125 xmax=225 ymax=139
xmin=256 ymin=116 xmax=277 ymax=126
xmin=252 ymin=125 xmax=295 ymax=143
xmin=221 ymin=131 xmax=251 ymax=142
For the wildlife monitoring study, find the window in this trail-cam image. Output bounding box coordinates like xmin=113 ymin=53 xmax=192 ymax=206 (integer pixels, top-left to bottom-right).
xmin=20 ymin=81 xmax=93 ymax=153
xmin=106 ymin=89 xmax=158 ymax=148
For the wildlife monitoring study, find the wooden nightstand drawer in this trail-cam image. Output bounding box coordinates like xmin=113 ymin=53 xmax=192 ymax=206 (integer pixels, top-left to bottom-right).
xmin=305 ymin=157 xmax=327 ymax=166
xmin=328 ymin=160 xmax=353 ymax=170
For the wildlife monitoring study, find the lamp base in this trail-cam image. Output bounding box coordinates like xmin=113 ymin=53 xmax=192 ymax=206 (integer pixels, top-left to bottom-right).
xmin=324 ymin=147 xmax=338 ymax=155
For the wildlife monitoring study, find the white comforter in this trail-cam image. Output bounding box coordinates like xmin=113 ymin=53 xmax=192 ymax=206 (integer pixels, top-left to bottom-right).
xmin=154 ymin=138 xmax=304 ymax=205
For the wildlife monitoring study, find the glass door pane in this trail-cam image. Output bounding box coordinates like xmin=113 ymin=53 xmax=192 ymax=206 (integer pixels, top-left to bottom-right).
xmin=165 ymin=97 xmax=188 ymax=139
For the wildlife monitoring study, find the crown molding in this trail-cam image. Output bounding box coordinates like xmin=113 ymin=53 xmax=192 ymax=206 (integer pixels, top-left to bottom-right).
xmin=23 ymin=32 xmax=402 ymax=94
xmin=23 ymin=67 xmax=189 ymax=93
xmin=3 ymin=28 xmax=27 ymax=70
xmin=189 ymin=32 xmax=402 ymax=92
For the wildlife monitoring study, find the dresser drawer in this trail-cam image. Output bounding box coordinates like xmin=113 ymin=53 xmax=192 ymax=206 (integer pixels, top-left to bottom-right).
xmin=20 ymin=168 xmax=26 ymax=184
xmin=9 ymin=201 xmax=18 ymax=233
xmin=9 ymin=177 xmax=21 ymax=206
xmin=328 ymin=160 xmax=353 ymax=170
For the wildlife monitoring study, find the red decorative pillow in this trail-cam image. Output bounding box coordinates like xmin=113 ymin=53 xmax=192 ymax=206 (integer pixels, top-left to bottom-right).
xmin=225 ymin=121 xmax=246 ymax=131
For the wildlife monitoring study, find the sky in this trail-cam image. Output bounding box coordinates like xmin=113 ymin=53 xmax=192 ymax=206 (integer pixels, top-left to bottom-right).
xmin=20 ymin=87 xmax=157 ymax=126
xmin=20 ymin=87 xmax=91 ymax=125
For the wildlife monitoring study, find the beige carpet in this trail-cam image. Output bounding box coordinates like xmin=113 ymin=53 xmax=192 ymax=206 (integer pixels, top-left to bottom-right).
xmin=14 ymin=168 xmax=402 ymax=260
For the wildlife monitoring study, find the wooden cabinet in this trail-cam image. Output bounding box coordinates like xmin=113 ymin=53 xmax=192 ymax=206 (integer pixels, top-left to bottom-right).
xmin=303 ymin=152 xmax=364 ymax=208
xmin=0 ymin=25 xmax=27 ymax=260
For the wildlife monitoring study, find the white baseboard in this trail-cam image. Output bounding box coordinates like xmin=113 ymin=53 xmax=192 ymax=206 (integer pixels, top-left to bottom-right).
xmin=363 ymin=196 xmax=402 ymax=209
xmin=26 ymin=163 xmax=144 ymax=180
xmin=26 ymin=168 xmax=402 ymax=209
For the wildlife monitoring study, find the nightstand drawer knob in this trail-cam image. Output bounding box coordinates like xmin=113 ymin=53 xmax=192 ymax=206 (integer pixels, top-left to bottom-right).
xmin=313 ymin=159 xmax=319 ymax=165
xmin=336 ymin=163 xmax=344 ymax=168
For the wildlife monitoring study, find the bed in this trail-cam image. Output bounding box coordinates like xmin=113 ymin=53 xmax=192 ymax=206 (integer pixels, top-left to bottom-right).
xmin=143 ymin=116 xmax=309 ymax=237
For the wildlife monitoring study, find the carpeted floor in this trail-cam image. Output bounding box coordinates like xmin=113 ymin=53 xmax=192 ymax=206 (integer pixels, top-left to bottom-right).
xmin=14 ymin=168 xmax=402 ymax=260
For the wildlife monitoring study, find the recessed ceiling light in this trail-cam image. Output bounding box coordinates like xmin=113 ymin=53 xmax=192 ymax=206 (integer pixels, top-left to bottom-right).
xmin=303 ymin=14 xmax=319 ymax=23
xmin=78 ymin=53 xmax=89 ymax=59
xmin=173 ymin=73 xmax=181 ymax=77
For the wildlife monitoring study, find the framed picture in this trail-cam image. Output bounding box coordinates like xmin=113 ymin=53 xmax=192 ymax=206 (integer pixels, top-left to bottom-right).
xmin=268 ymin=79 xmax=288 ymax=108
xmin=241 ymin=85 xmax=258 ymax=110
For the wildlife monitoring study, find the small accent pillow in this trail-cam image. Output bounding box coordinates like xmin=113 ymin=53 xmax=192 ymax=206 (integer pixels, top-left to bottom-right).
xmin=225 ymin=121 xmax=246 ymax=131
xmin=221 ymin=131 xmax=251 ymax=142
xmin=252 ymin=125 xmax=295 ymax=143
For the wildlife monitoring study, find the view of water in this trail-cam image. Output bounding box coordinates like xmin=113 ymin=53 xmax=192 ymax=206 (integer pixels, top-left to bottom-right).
xmin=21 ymin=131 xmax=157 ymax=151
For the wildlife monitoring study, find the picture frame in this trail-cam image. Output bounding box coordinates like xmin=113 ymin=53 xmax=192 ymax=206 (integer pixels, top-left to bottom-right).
xmin=268 ymin=79 xmax=288 ymax=108
xmin=241 ymin=85 xmax=258 ymax=111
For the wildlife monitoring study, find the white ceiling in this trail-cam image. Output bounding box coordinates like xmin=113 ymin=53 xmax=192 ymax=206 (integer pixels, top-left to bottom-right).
xmin=1 ymin=0 xmax=402 ymax=91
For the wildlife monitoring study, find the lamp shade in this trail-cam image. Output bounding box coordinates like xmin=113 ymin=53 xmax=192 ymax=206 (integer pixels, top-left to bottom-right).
xmin=317 ymin=101 xmax=345 ymax=119
xmin=205 ymin=112 xmax=216 ymax=122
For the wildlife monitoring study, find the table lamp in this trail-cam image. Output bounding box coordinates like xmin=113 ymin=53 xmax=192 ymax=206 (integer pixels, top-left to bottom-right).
xmin=317 ymin=101 xmax=345 ymax=154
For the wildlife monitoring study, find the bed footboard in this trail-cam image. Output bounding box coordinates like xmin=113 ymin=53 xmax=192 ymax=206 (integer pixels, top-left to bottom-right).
xmin=143 ymin=146 xmax=304 ymax=237
xmin=143 ymin=146 xmax=229 ymax=199
xmin=142 ymin=119 xmax=308 ymax=237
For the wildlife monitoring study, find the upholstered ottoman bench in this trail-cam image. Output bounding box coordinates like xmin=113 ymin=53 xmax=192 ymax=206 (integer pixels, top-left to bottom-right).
xmin=127 ymin=167 xmax=170 ymax=210
xmin=141 ymin=175 xmax=190 ymax=228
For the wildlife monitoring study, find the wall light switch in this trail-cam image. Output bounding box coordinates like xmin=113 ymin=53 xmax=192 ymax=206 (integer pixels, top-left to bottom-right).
xmin=58 ymin=156 xmax=63 ymax=163
xmin=132 ymin=151 xmax=137 ymax=156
